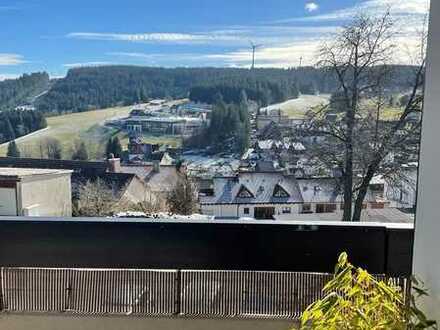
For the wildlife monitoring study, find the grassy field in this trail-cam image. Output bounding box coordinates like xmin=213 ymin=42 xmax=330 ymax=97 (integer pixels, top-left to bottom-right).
xmin=0 ymin=107 xmax=118 ymax=159
xmin=265 ymin=95 xmax=404 ymax=121
xmin=0 ymin=106 xmax=185 ymax=159
xmin=263 ymin=94 xmax=331 ymax=119
xmin=0 ymin=106 xmax=132 ymax=159
xmin=0 ymin=106 xmax=184 ymax=159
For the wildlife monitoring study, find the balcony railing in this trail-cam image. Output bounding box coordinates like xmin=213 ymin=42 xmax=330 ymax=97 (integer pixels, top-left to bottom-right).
xmin=0 ymin=267 xmax=408 ymax=319
xmin=0 ymin=217 xmax=414 ymax=319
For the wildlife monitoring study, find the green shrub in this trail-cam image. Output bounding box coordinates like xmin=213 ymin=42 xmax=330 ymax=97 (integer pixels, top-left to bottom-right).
xmin=299 ymin=252 xmax=437 ymax=330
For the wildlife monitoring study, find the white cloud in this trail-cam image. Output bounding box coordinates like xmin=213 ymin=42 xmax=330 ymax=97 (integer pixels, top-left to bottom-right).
xmin=0 ymin=73 xmax=20 ymax=81
xmin=69 ymin=0 xmax=430 ymax=68
xmin=67 ymin=25 xmax=339 ymax=48
xmin=63 ymin=61 xmax=113 ymax=68
xmin=108 ymin=39 xmax=323 ymax=68
xmin=305 ymin=2 xmax=319 ymax=12
xmin=280 ymin=0 xmax=430 ymax=22
xmin=49 ymin=74 xmax=66 ymax=79
xmin=108 ymin=52 xmax=162 ymax=60
xmin=205 ymin=39 xmax=323 ymax=68
xmin=0 ymin=53 xmax=26 ymax=66
xmin=68 ymin=32 xmax=241 ymax=45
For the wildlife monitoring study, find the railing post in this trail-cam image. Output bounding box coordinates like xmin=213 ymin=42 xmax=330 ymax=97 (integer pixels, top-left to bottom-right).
xmin=0 ymin=267 xmax=3 ymax=312
xmin=175 ymin=269 xmax=181 ymax=316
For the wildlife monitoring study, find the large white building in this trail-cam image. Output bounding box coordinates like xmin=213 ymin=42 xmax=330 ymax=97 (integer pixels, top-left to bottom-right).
xmin=124 ymin=115 xmax=205 ymax=136
xmin=199 ymin=171 xmax=388 ymax=220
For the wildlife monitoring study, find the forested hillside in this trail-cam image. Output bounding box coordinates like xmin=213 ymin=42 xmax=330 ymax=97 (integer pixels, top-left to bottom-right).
xmin=0 ymin=65 xmax=419 ymax=115
xmin=36 ymin=66 xmax=307 ymax=113
xmin=0 ymin=110 xmax=47 ymax=144
xmin=0 ymin=72 xmax=50 ymax=111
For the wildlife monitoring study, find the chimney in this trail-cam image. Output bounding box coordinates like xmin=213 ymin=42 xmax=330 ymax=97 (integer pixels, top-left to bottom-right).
xmin=108 ymin=154 xmax=121 ymax=173
xmin=152 ymin=160 xmax=160 ymax=173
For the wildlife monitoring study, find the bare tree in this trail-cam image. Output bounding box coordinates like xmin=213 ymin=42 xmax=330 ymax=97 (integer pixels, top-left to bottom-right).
xmin=131 ymin=196 xmax=168 ymax=214
xmin=166 ymin=175 xmax=198 ymax=215
xmin=307 ymin=11 xmax=425 ymax=221
xmin=36 ymin=137 xmax=63 ymax=159
xmin=74 ymin=179 xmax=121 ymax=216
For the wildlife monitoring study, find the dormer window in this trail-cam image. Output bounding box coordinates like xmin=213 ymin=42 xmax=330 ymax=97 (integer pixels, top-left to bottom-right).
xmin=273 ymin=184 xmax=290 ymax=198
xmin=237 ymin=185 xmax=254 ymax=198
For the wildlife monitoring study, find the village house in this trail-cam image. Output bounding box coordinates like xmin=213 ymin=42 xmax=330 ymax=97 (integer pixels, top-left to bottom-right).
xmin=113 ymin=159 xmax=182 ymax=208
xmin=0 ymin=167 xmax=72 ymax=216
xmin=384 ymin=162 xmax=418 ymax=210
xmin=256 ymin=108 xmax=292 ymax=130
xmin=199 ymin=170 xmax=389 ymax=220
xmin=0 ymin=157 xmax=151 ymax=207
xmin=127 ymin=136 xmax=160 ymax=162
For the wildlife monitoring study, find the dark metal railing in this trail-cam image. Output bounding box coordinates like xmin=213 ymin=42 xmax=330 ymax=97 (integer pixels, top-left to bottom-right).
xmin=180 ymin=270 xmax=333 ymax=319
xmin=1 ymin=268 xmax=178 ymax=316
xmin=0 ymin=267 xmax=409 ymax=319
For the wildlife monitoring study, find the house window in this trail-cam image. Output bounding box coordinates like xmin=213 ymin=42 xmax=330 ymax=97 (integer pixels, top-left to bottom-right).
xmin=273 ymin=184 xmax=290 ymax=198
xmin=282 ymin=207 xmax=291 ymax=214
xmin=302 ymin=203 xmax=312 ymax=213
xmin=244 ymin=207 xmax=250 ymax=215
xmin=237 ymin=185 xmax=254 ymax=198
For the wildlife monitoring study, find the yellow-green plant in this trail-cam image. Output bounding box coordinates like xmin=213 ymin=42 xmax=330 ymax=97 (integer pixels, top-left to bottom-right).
xmin=300 ymin=252 xmax=437 ymax=330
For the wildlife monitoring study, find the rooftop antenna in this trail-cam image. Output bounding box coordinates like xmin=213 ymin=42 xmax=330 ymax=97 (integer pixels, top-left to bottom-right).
xmin=250 ymin=41 xmax=263 ymax=70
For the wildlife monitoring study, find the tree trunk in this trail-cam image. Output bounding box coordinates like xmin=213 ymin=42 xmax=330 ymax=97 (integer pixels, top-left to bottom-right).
xmin=352 ymin=162 xmax=379 ymax=221
xmin=343 ymin=144 xmax=353 ymax=221
xmin=352 ymin=184 xmax=369 ymax=221
xmin=342 ymin=90 xmax=357 ymax=222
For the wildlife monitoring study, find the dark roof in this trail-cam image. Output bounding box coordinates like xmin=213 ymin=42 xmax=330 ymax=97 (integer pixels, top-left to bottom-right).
xmin=72 ymin=172 xmax=136 ymax=199
xmin=0 ymin=157 xmax=108 ymax=175
xmin=255 ymin=161 xmax=277 ymax=172
xmin=145 ymin=166 xmax=180 ymax=193
xmin=120 ymin=164 xmax=180 ymax=193
xmin=120 ymin=164 xmax=154 ymax=179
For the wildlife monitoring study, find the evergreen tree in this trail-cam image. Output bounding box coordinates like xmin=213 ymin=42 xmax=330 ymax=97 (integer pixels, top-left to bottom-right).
xmin=105 ymin=136 xmax=123 ymax=158
xmin=6 ymin=140 xmax=20 ymax=158
xmin=0 ymin=110 xmax=47 ymax=144
xmin=188 ymin=98 xmax=251 ymax=154
xmin=112 ymin=137 xmax=123 ymax=158
xmin=166 ymin=175 xmax=198 ymax=215
xmin=5 ymin=118 xmax=15 ymax=141
xmin=105 ymin=137 xmax=114 ymax=158
xmin=72 ymin=141 xmax=89 ymax=160
xmin=0 ymin=72 xmax=49 ymax=111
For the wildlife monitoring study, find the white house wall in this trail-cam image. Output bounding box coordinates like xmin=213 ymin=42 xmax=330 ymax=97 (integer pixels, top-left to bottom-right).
xmin=20 ymin=174 xmax=72 ymax=217
xmin=200 ymin=203 xmax=301 ymax=218
xmin=0 ymin=187 xmax=17 ymax=216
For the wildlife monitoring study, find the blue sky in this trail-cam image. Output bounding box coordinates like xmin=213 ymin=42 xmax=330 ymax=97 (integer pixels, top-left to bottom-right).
xmin=0 ymin=0 xmax=431 ymax=79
